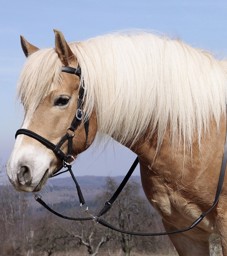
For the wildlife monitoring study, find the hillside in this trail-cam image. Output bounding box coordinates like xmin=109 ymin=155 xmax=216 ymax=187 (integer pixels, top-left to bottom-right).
xmin=35 ymin=175 xmax=150 ymax=211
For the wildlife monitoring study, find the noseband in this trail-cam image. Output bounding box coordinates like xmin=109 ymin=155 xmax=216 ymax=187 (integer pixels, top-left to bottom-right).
xmin=16 ymin=66 xmax=89 ymax=168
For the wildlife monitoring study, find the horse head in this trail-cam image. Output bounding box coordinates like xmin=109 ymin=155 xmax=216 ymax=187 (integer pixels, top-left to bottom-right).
xmin=7 ymin=30 xmax=97 ymax=192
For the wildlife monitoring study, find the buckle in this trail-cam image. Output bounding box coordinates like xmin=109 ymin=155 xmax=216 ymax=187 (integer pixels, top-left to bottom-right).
xmin=63 ymin=155 xmax=75 ymax=166
xmin=67 ymin=129 xmax=75 ymax=138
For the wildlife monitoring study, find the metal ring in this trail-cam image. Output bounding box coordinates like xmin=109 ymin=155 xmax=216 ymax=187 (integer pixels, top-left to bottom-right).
xmin=76 ymin=109 xmax=83 ymax=120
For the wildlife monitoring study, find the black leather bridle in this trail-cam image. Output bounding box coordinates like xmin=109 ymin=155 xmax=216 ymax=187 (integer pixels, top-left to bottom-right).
xmin=15 ymin=65 xmax=227 ymax=236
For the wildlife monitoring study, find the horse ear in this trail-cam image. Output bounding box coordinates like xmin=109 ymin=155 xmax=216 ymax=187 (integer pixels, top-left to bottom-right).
xmin=54 ymin=29 xmax=76 ymax=66
xmin=20 ymin=36 xmax=39 ymax=57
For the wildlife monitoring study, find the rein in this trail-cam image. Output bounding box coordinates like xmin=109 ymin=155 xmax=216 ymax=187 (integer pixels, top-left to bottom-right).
xmin=15 ymin=65 xmax=227 ymax=236
xmin=35 ymin=139 xmax=227 ymax=236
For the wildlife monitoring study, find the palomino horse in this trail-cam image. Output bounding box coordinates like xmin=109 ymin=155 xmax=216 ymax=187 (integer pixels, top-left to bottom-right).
xmin=7 ymin=30 xmax=227 ymax=255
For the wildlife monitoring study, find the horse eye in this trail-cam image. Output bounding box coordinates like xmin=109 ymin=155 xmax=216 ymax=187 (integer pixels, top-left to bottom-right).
xmin=54 ymin=96 xmax=70 ymax=107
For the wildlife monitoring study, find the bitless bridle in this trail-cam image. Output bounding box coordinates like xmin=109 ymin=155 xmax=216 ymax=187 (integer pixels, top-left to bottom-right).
xmin=15 ymin=65 xmax=227 ymax=236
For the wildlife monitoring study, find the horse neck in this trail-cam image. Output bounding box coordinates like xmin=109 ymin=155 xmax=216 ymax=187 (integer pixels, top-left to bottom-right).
xmin=133 ymin=116 xmax=226 ymax=177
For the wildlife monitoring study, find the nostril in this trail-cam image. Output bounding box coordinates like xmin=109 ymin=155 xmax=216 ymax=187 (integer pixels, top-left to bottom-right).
xmin=17 ymin=166 xmax=32 ymax=186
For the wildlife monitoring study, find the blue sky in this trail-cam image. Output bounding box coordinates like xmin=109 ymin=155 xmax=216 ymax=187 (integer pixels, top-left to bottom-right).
xmin=1 ymin=0 xmax=227 ymax=177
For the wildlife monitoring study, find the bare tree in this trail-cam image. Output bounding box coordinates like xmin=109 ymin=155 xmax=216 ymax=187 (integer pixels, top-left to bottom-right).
xmin=95 ymin=177 xmax=175 ymax=256
xmin=30 ymin=211 xmax=79 ymax=255
xmin=0 ymin=184 xmax=31 ymax=256
xmin=62 ymin=222 xmax=109 ymax=256
xmin=94 ymin=177 xmax=150 ymax=255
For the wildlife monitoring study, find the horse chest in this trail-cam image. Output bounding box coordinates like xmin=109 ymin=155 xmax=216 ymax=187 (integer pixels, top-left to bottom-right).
xmin=140 ymin=167 xmax=177 ymax=217
xmin=140 ymin=160 xmax=191 ymax=216
xmin=140 ymin=163 xmax=215 ymax=232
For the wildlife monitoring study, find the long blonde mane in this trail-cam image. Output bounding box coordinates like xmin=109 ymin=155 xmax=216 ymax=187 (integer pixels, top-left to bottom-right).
xmin=18 ymin=32 xmax=227 ymax=149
